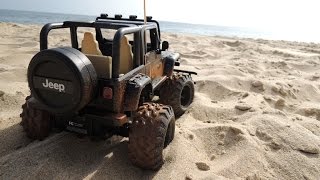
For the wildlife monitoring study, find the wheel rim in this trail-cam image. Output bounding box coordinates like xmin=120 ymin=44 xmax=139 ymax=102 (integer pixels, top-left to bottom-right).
xmin=181 ymin=84 xmax=192 ymax=108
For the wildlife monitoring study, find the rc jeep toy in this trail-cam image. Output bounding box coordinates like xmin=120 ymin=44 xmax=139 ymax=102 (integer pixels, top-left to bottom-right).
xmin=20 ymin=14 xmax=196 ymax=170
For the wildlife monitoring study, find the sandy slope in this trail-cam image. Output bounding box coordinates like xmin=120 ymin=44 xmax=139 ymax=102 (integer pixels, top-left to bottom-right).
xmin=0 ymin=22 xmax=319 ymax=180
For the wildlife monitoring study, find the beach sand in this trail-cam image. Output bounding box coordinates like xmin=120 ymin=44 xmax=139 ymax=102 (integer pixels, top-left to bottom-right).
xmin=0 ymin=22 xmax=319 ymax=179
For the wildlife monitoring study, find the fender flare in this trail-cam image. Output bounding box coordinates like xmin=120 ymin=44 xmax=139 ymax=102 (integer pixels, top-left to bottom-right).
xmin=124 ymin=73 xmax=152 ymax=111
xmin=163 ymin=52 xmax=180 ymax=76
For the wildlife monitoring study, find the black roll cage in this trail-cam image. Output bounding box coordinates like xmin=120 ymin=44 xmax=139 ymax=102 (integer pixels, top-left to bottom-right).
xmin=39 ymin=18 xmax=161 ymax=79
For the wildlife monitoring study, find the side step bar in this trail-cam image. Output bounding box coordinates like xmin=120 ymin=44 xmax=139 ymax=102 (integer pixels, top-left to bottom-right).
xmin=174 ymin=69 xmax=198 ymax=75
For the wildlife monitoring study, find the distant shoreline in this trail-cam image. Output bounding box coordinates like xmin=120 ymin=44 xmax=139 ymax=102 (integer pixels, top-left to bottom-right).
xmin=0 ymin=9 xmax=319 ymax=43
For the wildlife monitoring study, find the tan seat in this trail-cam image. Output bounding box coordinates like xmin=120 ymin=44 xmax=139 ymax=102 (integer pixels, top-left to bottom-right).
xmin=86 ymin=55 xmax=112 ymax=79
xmin=81 ymin=32 xmax=112 ymax=79
xmin=81 ymin=32 xmax=102 ymax=55
xmin=119 ymin=36 xmax=133 ymax=74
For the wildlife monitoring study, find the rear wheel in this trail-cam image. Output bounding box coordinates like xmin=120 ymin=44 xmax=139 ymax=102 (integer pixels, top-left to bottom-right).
xmin=160 ymin=73 xmax=195 ymax=117
xmin=128 ymin=103 xmax=175 ymax=170
xmin=20 ymin=96 xmax=52 ymax=140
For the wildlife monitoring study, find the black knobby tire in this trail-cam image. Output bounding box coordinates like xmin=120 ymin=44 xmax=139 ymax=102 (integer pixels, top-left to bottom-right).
xmin=160 ymin=73 xmax=195 ymax=118
xmin=20 ymin=96 xmax=52 ymax=140
xmin=164 ymin=118 xmax=175 ymax=148
xmin=128 ymin=103 xmax=175 ymax=170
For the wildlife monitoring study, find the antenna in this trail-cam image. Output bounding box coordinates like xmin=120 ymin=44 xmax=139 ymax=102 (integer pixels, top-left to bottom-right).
xmin=144 ymin=0 xmax=147 ymax=24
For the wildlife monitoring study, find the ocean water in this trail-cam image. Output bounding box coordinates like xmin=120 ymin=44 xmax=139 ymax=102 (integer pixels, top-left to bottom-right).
xmin=0 ymin=9 xmax=318 ymax=43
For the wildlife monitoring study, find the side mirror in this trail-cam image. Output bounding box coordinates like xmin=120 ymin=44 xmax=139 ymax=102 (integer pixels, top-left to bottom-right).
xmin=162 ymin=41 xmax=169 ymax=51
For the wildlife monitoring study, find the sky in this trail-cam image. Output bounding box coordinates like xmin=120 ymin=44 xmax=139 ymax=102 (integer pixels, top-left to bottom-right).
xmin=1 ymin=0 xmax=320 ymax=33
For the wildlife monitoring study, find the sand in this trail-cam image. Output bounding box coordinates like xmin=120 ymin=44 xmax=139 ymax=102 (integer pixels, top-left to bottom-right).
xmin=0 ymin=22 xmax=319 ymax=180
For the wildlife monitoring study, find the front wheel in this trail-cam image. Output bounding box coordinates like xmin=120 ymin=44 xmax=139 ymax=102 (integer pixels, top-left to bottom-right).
xmin=128 ymin=103 xmax=175 ymax=170
xmin=160 ymin=73 xmax=195 ymax=117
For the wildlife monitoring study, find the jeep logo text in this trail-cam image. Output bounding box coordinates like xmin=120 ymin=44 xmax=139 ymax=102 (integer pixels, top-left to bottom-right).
xmin=42 ymin=79 xmax=65 ymax=92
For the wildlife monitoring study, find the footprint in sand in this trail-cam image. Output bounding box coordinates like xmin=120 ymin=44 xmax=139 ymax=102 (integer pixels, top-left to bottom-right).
xmin=223 ymin=40 xmax=244 ymax=47
xmin=256 ymin=129 xmax=282 ymax=151
xmin=251 ymin=80 xmax=265 ymax=91
xmin=235 ymin=103 xmax=252 ymax=111
xmin=0 ymin=68 xmax=7 ymax=73
xmin=195 ymin=162 xmax=210 ymax=171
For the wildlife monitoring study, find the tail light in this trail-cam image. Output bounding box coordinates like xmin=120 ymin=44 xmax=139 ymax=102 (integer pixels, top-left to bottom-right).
xmin=103 ymin=87 xmax=113 ymax=100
